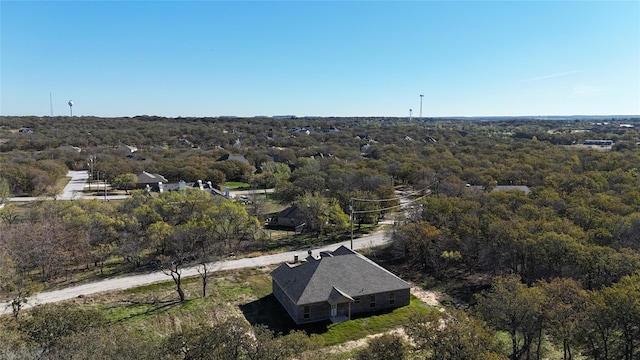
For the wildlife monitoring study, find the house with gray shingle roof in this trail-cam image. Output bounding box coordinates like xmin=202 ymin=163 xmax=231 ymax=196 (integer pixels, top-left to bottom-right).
xmin=216 ymin=153 xmax=256 ymax=173
xmin=270 ymin=245 xmax=411 ymax=324
xmin=136 ymin=171 xmax=168 ymax=189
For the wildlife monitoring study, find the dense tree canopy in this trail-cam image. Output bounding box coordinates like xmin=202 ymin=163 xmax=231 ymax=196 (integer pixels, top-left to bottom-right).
xmin=1 ymin=115 xmax=639 ymax=358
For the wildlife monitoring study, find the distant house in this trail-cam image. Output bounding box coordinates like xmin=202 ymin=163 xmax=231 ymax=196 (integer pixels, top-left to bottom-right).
xmin=136 ymin=171 xmax=168 ymax=189
xmin=269 ymin=205 xmax=306 ymax=231
xmin=492 ymin=185 xmax=531 ymax=195
xmin=584 ymin=140 xmax=613 ymax=146
xmin=154 ymin=179 xmax=227 ymax=197
xmin=216 ymin=153 xmax=251 ymax=165
xmin=271 ymin=246 xmax=411 ymax=324
xmin=467 ymin=185 xmax=531 ymax=195
xmin=216 ymin=153 xmax=256 ymax=173
xmin=119 ymin=145 xmax=138 ymax=154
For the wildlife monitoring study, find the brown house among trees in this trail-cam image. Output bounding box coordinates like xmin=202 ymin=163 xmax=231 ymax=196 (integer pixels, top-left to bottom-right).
xmin=269 ymin=205 xmax=306 ymax=231
xmin=270 ymin=246 xmax=411 ymax=324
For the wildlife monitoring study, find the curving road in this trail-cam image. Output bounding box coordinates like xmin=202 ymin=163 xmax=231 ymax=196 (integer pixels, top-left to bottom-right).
xmin=0 ymin=230 xmax=392 ymax=316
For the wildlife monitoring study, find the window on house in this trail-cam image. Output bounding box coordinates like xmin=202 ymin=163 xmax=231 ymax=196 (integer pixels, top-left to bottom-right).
xmin=389 ymin=292 xmax=395 ymax=305
xmin=370 ymin=295 xmax=376 ymax=308
xmin=304 ymin=306 xmax=310 ymax=319
xmin=354 ymin=297 xmax=361 ymax=304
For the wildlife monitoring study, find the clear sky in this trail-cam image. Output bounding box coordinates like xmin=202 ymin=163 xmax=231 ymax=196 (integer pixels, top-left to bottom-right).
xmin=1 ymin=1 xmax=639 ymax=118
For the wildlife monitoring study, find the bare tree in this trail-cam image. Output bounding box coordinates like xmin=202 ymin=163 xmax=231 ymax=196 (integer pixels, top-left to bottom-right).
xmin=162 ymin=259 xmax=185 ymax=302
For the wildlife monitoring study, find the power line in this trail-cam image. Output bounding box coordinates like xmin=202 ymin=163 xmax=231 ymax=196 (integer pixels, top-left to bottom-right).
xmin=350 ymin=191 xmax=422 ymax=203
xmin=352 ymin=196 xmax=425 ymax=214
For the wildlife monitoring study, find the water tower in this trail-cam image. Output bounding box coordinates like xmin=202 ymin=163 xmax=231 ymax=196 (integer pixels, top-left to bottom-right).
xmin=68 ymin=100 xmax=74 ymax=116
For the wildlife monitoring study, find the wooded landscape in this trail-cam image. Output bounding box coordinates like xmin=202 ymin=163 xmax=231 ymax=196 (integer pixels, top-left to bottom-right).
xmin=1 ymin=115 xmax=639 ymax=359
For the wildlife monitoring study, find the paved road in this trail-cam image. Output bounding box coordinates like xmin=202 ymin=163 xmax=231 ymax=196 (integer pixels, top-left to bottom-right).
xmin=0 ymin=231 xmax=392 ymax=315
xmin=8 ymin=170 xmax=129 ymax=202
xmin=7 ymin=171 xmax=272 ymax=203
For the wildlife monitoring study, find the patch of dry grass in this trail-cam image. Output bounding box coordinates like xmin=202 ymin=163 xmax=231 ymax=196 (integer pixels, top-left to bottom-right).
xmin=67 ymin=266 xmax=275 ymax=336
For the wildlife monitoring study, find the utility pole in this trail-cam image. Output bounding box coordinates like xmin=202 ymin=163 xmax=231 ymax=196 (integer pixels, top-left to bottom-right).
xmin=87 ymin=155 xmax=94 ymax=191
xmin=349 ymin=199 xmax=354 ymax=249
xmin=103 ymin=172 xmax=107 ymax=201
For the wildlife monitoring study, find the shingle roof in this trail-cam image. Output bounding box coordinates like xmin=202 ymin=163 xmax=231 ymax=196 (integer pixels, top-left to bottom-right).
xmin=278 ymin=205 xmax=303 ymax=218
xmin=216 ymin=154 xmax=250 ymax=165
xmin=271 ymin=246 xmax=410 ymax=305
xmin=137 ymin=171 xmax=168 ymax=184
xmin=493 ymin=185 xmax=531 ymax=195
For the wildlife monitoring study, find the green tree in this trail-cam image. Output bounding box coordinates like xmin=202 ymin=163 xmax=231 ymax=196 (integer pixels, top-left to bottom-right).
xmin=405 ymin=309 xmax=506 ymax=360
xmin=475 ymin=275 xmax=545 ymax=360
xmin=0 ymin=176 xmax=10 ymax=203
xmin=20 ymin=304 xmax=106 ymax=357
xmin=209 ymin=197 xmax=259 ymax=252
xmin=47 ymin=326 xmax=161 ymax=360
xmin=537 ymin=278 xmax=588 ymax=360
xmin=163 ymin=318 xmax=251 ymax=360
xmin=297 ymin=193 xmax=348 ymax=236
xmin=354 ymin=333 xmax=407 ymax=360
xmin=391 ymin=221 xmax=443 ymax=271
xmin=112 ymin=173 xmax=137 ymax=194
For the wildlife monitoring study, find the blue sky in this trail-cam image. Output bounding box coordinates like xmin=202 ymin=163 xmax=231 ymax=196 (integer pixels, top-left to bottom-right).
xmin=1 ymin=1 xmax=639 ymax=117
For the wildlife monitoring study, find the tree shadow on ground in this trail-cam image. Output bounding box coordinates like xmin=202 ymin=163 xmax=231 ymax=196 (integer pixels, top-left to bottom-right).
xmin=108 ymin=299 xmax=182 ymax=323
xmin=239 ymin=294 xmax=330 ymax=335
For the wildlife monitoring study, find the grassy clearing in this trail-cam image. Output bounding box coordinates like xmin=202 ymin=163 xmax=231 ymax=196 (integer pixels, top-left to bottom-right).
xmin=225 ymin=181 xmax=251 ymax=190
xmin=319 ymin=296 xmax=431 ymax=346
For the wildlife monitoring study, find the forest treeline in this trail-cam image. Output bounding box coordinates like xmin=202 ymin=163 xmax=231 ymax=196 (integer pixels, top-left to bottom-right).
xmin=1 ymin=115 xmax=639 ymax=359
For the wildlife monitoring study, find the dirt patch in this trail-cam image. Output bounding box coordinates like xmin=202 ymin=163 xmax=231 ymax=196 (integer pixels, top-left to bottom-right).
xmin=410 ymin=285 xmax=443 ymax=307
xmin=324 ymin=327 xmax=409 ymax=355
